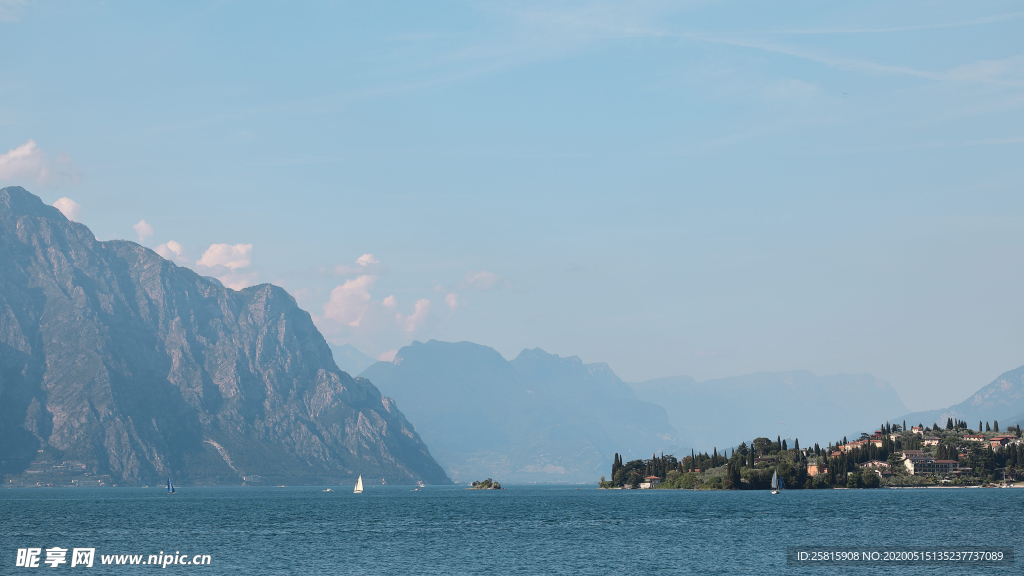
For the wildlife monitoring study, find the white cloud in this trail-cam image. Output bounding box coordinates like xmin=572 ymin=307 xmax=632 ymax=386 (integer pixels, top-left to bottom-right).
xmin=0 ymin=140 xmax=80 ymax=186
xmin=377 ymin=349 xmax=398 ymax=362
xmin=133 ymin=219 xmax=154 ymax=243
xmin=445 ymin=292 xmax=461 ymax=311
xmin=214 ymin=270 xmax=259 ymax=291
xmin=463 ymin=270 xmax=513 ymax=290
xmin=53 ymin=197 xmax=81 ymax=221
xmin=197 ymin=244 xmax=253 ymax=270
xmin=323 ymin=275 xmax=377 ymax=327
xmin=397 ymin=298 xmax=432 ymax=332
xmin=356 ymin=253 xmax=380 ymax=266
xmin=155 ymin=240 xmax=189 ymax=264
xmin=334 ymin=253 xmax=386 ymax=276
xmin=382 ymin=295 xmax=397 ymax=309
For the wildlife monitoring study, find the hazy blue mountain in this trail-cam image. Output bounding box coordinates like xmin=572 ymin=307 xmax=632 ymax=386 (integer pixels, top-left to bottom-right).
xmin=629 ymin=371 xmax=909 ymax=450
xmin=361 ymin=340 xmax=682 ymax=483
xmin=0 ymin=186 xmax=449 ymax=486
xmin=329 ymin=343 xmax=376 ymax=376
xmin=900 ymin=364 xmax=1024 ymax=429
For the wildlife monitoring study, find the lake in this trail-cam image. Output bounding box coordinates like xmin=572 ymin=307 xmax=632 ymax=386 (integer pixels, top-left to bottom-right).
xmin=2 ymin=485 xmax=1020 ymax=574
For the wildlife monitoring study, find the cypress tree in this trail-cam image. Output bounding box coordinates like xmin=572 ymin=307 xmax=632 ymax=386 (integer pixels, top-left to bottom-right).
xmin=994 ymin=420 xmax=999 ymax=432
xmin=777 ymin=435 xmax=781 ymax=451
xmin=980 ymin=421 xmax=983 ymax=433
xmin=782 ymin=439 xmax=788 ymax=451
xmin=794 ymin=438 xmax=800 ymax=451
xmin=986 ymin=422 xmax=991 ymax=432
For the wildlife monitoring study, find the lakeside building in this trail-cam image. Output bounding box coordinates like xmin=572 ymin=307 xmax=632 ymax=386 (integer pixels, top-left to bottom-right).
xmin=903 ymin=456 xmax=960 ymax=476
xmin=922 ymin=437 xmax=940 ymax=446
xmin=639 ymin=476 xmax=661 ymax=489
xmin=911 ymin=426 xmax=924 ymax=435
xmin=964 ymin=435 xmax=985 ymax=442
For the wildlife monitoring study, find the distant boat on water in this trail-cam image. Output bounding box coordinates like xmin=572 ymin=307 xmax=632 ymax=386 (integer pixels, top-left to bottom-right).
xmin=354 ymin=475 xmax=363 ymax=494
xmin=771 ymin=469 xmax=783 ymax=495
xmin=166 ymin=478 xmax=176 ymax=494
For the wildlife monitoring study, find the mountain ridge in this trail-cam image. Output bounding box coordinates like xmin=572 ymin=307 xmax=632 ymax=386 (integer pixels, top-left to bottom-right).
xmin=898 ymin=363 xmax=1024 ymax=429
xmin=629 ymin=370 xmax=909 ymax=450
xmin=0 ymin=186 xmax=450 ymax=486
xmin=361 ymin=339 xmax=682 ymax=483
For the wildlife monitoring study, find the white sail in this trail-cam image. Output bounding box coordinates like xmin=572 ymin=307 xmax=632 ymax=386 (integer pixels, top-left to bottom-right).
xmin=354 ymin=475 xmax=363 ymax=494
xmin=771 ymin=470 xmax=778 ymax=492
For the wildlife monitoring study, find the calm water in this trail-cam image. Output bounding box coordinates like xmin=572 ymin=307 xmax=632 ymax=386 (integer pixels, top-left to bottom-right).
xmin=1 ymin=485 xmax=1020 ymax=574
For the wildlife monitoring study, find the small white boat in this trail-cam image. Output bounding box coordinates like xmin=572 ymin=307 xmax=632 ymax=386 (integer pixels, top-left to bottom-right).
xmin=354 ymin=475 xmax=363 ymax=494
xmin=771 ymin=469 xmax=783 ymax=495
xmin=322 ymin=488 xmax=333 ymax=492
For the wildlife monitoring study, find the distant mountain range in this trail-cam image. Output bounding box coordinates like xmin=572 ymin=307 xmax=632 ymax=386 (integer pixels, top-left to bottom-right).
xmin=329 ymin=343 xmax=377 ymax=376
xmin=0 ymin=186 xmax=449 ymax=486
xmin=361 ymin=340 xmax=682 ymax=483
xmin=899 ymin=364 xmax=1024 ymax=429
xmin=629 ymin=371 xmax=910 ymax=450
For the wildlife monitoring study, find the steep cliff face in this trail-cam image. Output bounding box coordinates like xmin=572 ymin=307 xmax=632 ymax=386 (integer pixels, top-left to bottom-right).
xmin=0 ymin=186 xmax=449 ymax=485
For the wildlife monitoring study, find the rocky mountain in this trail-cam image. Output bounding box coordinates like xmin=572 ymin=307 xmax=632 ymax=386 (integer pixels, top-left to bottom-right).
xmin=899 ymin=364 xmax=1024 ymax=429
xmin=629 ymin=371 xmax=909 ymax=450
xmin=360 ymin=340 xmax=682 ymax=483
xmin=0 ymin=186 xmax=449 ymax=486
xmin=329 ymin=343 xmax=376 ymax=376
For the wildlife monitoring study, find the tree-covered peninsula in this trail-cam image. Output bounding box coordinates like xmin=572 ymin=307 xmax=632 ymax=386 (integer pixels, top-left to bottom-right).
xmin=600 ymin=421 xmax=1024 ymax=490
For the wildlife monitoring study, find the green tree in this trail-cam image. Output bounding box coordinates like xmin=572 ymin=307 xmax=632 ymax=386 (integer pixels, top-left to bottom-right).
xmin=986 ymin=422 xmax=991 ymax=432
xmin=794 ymin=438 xmax=800 ymax=451
xmin=994 ymin=420 xmax=999 ymax=432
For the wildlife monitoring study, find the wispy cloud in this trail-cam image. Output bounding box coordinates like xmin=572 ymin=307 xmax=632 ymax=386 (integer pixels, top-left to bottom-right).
xmin=0 ymin=140 xmax=80 ymax=186
xmin=0 ymin=0 xmax=26 ymax=22
xmin=755 ymin=12 xmax=1024 ymax=35
xmin=445 ymin=292 xmax=461 ymax=311
xmin=462 ymin=270 xmax=514 ymax=290
xmin=334 ymin=253 xmax=387 ymax=276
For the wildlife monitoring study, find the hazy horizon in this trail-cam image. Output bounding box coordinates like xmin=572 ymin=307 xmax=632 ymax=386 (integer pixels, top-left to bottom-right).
xmin=3 ymin=2 xmax=1023 ymax=411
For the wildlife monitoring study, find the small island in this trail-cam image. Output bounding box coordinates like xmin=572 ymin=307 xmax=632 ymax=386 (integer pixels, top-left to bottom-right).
xmin=467 ymin=478 xmax=503 ymax=490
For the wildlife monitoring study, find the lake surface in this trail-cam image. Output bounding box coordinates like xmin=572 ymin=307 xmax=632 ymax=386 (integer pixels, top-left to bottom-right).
xmin=2 ymin=485 xmax=1020 ymax=574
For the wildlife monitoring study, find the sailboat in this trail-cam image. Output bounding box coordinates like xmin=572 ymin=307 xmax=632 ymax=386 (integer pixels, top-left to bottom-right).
xmin=166 ymin=478 xmax=176 ymax=494
xmin=771 ymin=469 xmax=783 ymax=495
xmin=353 ymin=475 xmax=363 ymax=494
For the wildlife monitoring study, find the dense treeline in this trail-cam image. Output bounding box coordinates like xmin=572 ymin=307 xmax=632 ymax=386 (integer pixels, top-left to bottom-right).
xmin=600 ymin=422 xmax=1024 ymax=490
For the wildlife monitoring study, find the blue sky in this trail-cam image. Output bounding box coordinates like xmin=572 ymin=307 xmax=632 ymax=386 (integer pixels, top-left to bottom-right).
xmin=2 ymin=1 xmax=1023 ymax=410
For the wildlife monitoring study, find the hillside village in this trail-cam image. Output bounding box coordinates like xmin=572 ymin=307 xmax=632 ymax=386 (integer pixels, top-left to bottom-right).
xmin=600 ymin=420 xmax=1024 ymax=490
